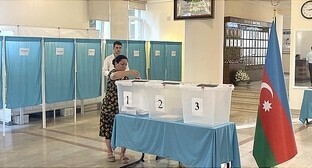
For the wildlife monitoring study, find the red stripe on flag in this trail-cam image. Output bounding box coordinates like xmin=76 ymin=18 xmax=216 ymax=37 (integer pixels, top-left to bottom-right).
xmin=258 ymin=71 xmax=297 ymax=163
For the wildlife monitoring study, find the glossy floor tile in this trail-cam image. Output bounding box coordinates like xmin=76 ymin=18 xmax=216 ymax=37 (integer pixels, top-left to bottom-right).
xmin=0 ymin=109 xmax=311 ymax=168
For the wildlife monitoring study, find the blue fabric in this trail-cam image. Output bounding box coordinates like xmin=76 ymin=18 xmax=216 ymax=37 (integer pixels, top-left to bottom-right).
xmin=127 ymin=40 xmax=146 ymax=79
xmin=165 ymin=42 xmax=182 ymax=81
xmin=104 ymin=39 xmax=128 ymax=57
xmin=5 ymin=37 xmax=42 ymax=108
xmin=76 ymin=39 xmax=102 ymax=99
xmin=0 ymin=37 xmax=2 ymax=109
xmin=112 ymin=114 xmax=241 ymax=168
xmin=44 ymin=38 xmax=74 ymax=103
xmin=299 ymin=90 xmax=312 ymax=123
xmin=265 ymin=22 xmax=291 ymax=121
xmin=149 ymin=41 xmax=165 ymax=80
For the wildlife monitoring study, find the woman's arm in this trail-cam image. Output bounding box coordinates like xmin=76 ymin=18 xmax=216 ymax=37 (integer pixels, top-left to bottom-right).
xmin=110 ymin=70 xmax=140 ymax=80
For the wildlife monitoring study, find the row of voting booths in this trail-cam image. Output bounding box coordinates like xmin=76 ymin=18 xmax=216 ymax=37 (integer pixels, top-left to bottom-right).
xmin=105 ymin=40 xmax=182 ymax=81
xmin=0 ymin=37 xmax=103 ymax=130
xmin=0 ymin=36 xmax=182 ymax=134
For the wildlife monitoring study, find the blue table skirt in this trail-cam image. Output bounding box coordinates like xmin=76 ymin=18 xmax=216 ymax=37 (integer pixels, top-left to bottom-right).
xmin=111 ymin=114 xmax=241 ymax=168
xmin=299 ymin=90 xmax=312 ymax=123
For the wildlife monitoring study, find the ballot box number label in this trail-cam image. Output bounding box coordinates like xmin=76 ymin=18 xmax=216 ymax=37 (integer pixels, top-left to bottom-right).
xmin=124 ymin=91 xmax=133 ymax=107
xmin=155 ymin=95 xmax=165 ymax=112
xmin=192 ymin=98 xmax=203 ymax=116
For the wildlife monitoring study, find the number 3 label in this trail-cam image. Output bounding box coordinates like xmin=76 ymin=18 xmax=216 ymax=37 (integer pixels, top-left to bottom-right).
xmin=155 ymin=95 xmax=165 ymax=112
xmin=192 ymin=98 xmax=203 ymax=116
xmin=123 ymin=91 xmax=133 ymax=107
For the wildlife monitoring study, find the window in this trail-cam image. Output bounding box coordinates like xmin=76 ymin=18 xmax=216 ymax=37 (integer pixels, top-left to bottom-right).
xmin=128 ymin=9 xmax=144 ymax=40
xmin=95 ymin=20 xmax=110 ymax=39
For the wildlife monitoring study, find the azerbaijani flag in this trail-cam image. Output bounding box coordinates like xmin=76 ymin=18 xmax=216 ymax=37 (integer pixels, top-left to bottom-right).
xmin=252 ymin=20 xmax=297 ymax=167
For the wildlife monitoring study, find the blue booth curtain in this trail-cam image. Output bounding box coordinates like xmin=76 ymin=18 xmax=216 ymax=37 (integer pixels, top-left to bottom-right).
xmin=0 ymin=37 xmax=2 ymax=109
xmin=76 ymin=39 xmax=102 ymax=99
xmin=165 ymin=42 xmax=182 ymax=81
xmin=5 ymin=37 xmax=42 ymax=108
xmin=104 ymin=39 xmax=128 ymax=57
xmin=44 ymin=38 xmax=74 ymax=103
xmin=127 ymin=40 xmax=146 ymax=79
xmin=149 ymin=41 xmax=166 ymax=80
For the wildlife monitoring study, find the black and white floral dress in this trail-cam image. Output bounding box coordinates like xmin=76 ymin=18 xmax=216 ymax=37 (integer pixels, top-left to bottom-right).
xmin=99 ymin=69 xmax=128 ymax=139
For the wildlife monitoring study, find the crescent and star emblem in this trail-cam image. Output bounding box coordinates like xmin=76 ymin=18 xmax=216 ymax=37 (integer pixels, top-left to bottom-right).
xmin=260 ymin=82 xmax=273 ymax=112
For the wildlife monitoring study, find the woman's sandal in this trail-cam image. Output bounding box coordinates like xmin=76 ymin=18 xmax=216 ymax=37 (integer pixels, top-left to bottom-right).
xmin=120 ymin=155 xmax=129 ymax=164
xmin=106 ymin=153 xmax=115 ymax=162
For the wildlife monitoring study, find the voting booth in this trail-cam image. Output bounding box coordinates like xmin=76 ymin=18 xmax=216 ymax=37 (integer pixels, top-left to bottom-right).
xmin=181 ymin=84 xmax=234 ymax=126
xmin=145 ymin=81 xmax=183 ymax=121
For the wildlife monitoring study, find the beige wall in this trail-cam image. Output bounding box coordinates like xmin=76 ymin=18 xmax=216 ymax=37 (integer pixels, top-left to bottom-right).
xmin=225 ymin=0 xmax=274 ymax=21
xmin=110 ymin=1 xmax=129 ymax=39
xmin=88 ymin=0 xmax=109 ymax=21
xmin=289 ymin=0 xmax=312 ymax=110
xmin=0 ymin=0 xmax=89 ymax=29
xmin=0 ymin=0 xmax=130 ymax=38
xmin=184 ymin=0 xmax=225 ymax=83
xmin=144 ymin=0 xmax=185 ymax=80
xmin=144 ymin=1 xmax=185 ymax=42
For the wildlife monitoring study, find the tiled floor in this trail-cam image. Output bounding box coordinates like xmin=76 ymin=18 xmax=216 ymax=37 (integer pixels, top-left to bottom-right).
xmin=0 ymin=109 xmax=310 ymax=168
xmin=0 ymin=111 xmax=182 ymax=168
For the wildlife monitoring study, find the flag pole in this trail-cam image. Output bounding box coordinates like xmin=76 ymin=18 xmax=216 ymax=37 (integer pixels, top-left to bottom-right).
xmin=271 ymin=0 xmax=280 ymax=22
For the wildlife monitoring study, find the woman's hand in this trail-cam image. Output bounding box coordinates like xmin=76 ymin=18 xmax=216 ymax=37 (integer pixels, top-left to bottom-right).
xmin=110 ymin=70 xmax=141 ymax=80
xmin=129 ymin=70 xmax=140 ymax=79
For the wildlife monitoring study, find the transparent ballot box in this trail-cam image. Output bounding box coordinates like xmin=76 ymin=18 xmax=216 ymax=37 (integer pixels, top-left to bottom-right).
xmin=116 ymin=80 xmax=148 ymax=115
xmin=145 ymin=81 xmax=183 ymax=121
xmin=181 ymin=84 xmax=234 ymax=126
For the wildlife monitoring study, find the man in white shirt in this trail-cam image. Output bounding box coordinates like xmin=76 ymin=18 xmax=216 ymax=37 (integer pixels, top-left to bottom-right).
xmin=103 ymin=41 xmax=129 ymax=77
xmin=307 ymin=46 xmax=312 ymax=86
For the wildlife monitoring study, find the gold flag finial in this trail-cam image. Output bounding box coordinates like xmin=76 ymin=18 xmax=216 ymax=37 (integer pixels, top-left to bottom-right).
xmin=271 ymin=0 xmax=280 ymax=20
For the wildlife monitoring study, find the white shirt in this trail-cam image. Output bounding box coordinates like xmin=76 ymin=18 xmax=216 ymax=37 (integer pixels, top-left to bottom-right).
xmin=307 ymin=51 xmax=312 ymax=63
xmin=102 ymin=54 xmax=130 ymax=77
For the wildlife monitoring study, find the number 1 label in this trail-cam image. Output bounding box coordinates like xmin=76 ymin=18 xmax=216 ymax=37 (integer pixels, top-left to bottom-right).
xmin=123 ymin=91 xmax=133 ymax=107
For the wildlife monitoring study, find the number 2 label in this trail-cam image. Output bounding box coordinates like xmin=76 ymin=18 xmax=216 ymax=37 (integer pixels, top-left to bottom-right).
xmin=155 ymin=95 xmax=165 ymax=112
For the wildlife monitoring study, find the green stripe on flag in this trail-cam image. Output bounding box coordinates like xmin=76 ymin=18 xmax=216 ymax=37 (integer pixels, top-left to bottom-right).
xmin=253 ymin=118 xmax=278 ymax=167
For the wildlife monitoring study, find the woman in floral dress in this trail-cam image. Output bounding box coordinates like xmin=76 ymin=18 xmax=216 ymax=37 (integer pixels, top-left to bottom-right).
xmin=99 ymin=55 xmax=140 ymax=164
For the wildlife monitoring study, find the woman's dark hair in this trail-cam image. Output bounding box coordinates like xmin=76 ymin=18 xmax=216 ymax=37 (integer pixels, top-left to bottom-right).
xmin=112 ymin=55 xmax=128 ymax=66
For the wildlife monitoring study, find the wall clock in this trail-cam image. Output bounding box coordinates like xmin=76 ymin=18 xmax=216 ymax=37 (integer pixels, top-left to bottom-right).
xmin=301 ymin=0 xmax=312 ymax=19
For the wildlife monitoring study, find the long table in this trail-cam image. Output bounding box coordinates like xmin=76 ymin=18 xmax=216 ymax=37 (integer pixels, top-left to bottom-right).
xmin=300 ymin=89 xmax=312 ymax=124
xmin=111 ymin=114 xmax=241 ymax=168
